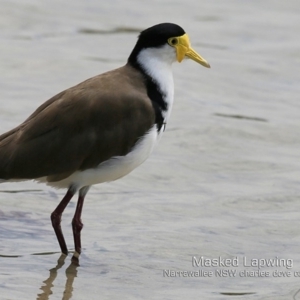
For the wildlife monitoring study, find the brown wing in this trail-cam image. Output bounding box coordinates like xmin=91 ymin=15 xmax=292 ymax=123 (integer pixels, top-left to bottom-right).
xmin=0 ymin=64 xmax=155 ymax=180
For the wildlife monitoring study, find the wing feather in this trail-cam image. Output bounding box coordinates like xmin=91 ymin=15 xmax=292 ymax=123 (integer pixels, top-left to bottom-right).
xmin=0 ymin=65 xmax=155 ymax=180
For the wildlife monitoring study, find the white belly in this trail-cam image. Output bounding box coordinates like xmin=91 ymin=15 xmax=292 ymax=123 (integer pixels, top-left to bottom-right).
xmin=41 ymin=124 xmax=161 ymax=189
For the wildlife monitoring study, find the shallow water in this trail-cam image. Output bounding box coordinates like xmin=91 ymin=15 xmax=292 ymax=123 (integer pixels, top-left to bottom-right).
xmin=1 ymin=0 xmax=300 ymax=299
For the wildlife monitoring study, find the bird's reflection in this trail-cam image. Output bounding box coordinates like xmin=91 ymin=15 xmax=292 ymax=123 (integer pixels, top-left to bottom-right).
xmin=37 ymin=254 xmax=78 ymax=300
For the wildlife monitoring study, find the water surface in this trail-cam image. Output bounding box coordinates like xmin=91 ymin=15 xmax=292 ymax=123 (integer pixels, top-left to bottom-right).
xmin=1 ymin=1 xmax=300 ymax=299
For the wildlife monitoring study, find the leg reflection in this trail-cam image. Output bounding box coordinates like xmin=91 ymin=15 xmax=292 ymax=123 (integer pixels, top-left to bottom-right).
xmin=37 ymin=255 xmax=78 ymax=300
xmin=63 ymin=260 xmax=78 ymax=299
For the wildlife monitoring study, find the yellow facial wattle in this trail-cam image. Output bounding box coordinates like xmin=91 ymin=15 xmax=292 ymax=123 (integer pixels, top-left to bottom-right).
xmin=168 ymin=33 xmax=210 ymax=68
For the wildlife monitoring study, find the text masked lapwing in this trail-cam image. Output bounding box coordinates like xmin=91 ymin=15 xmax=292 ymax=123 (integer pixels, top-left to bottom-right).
xmin=0 ymin=23 xmax=210 ymax=264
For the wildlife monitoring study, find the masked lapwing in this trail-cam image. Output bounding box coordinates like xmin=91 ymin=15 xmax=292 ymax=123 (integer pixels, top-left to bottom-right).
xmin=0 ymin=23 xmax=210 ymax=264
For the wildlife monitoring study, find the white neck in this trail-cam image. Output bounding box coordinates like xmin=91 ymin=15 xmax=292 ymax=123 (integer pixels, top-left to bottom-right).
xmin=137 ymin=45 xmax=175 ymax=121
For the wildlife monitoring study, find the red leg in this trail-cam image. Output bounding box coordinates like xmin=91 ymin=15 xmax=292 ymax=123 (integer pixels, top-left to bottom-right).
xmin=71 ymin=186 xmax=90 ymax=265
xmin=51 ymin=187 xmax=76 ymax=255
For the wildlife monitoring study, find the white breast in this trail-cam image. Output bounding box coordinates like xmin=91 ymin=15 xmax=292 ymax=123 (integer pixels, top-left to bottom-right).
xmin=137 ymin=44 xmax=175 ymax=122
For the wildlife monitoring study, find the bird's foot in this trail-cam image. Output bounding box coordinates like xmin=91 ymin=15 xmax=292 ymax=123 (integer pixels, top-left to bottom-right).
xmin=71 ymin=251 xmax=80 ymax=266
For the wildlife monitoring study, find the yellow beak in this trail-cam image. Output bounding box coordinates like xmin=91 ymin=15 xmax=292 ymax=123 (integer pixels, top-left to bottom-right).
xmin=168 ymin=33 xmax=210 ymax=68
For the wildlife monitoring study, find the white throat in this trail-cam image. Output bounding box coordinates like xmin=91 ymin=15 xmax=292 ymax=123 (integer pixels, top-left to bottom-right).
xmin=137 ymin=44 xmax=175 ymax=121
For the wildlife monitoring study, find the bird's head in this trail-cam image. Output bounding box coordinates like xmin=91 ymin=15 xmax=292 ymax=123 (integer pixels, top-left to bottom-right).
xmin=128 ymin=23 xmax=210 ymax=69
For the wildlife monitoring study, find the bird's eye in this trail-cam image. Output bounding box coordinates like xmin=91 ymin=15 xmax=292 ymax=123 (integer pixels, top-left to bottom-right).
xmin=169 ymin=38 xmax=178 ymax=46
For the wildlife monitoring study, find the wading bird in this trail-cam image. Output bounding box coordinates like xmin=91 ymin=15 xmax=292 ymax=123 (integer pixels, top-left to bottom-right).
xmin=0 ymin=23 xmax=210 ymax=264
